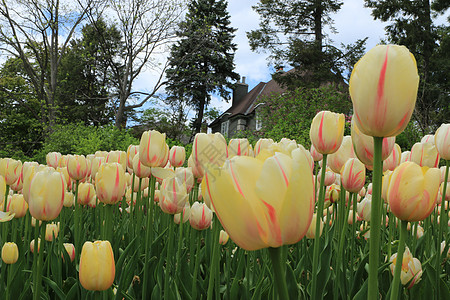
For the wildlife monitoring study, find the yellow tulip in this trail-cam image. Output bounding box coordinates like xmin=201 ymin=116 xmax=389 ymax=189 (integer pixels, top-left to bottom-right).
xmin=106 ymin=151 xmax=127 ymax=172
xmin=192 ymin=132 xmax=228 ymax=176
xmin=2 ymin=242 xmax=18 ymax=264
xmin=310 ymin=144 xmax=323 ymax=162
xmin=175 ymin=167 xmax=195 ymax=193
xmin=126 ymin=145 xmax=139 ymax=170
xmin=435 ymin=123 xmax=450 ymax=160
xmin=306 ymin=214 xmax=323 ymax=239
xmin=169 ymin=146 xmax=186 ymax=167
xmin=349 ymin=45 xmax=419 ymax=137
xmin=139 ymin=130 xmax=167 ymax=167
xmin=341 ymin=158 xmax=366 ymax=193
xmin=0 ymin=158 xmax=22 ymax=186
xmin=189 ymin=201 xmax=212 ymax=230
xmin=410 ymin=142 xmax=440 ymax=168
xmin=383 ymin=143 xmax=401 ymax=172
xmin=67 ymin=155 xmax=88 ymax=181
xmin=219 ymin=230 xmax=230 ymax=245
xmin=387 ymin=162 xmax=440 ymax=221
xmin=204 ymin=151 xmax=314 ymax=250
xmin=79 ymin=240 xmax=115 ymax=291
xmin=6 ymin=194 xmax=28 ymax=218
xmin=160 ymin=177 xmax=188 ymax=215
xmin=46 ymin=152 xmax=62 ymax=169
xmin=30 ymin=238 xmax=40 ymax=253
xmin=400 ymin=151 xmax=411 ymax=164
xmin=254 ymin=138 xmax=274 ymax=156
xmin=389 ymin=247 xmax=423 ymax=289
xmin=0 ymin=175 xmax=6 ymax=205
xmin=77 ymin=182 xmax=96 ymax=205
xmin=228 ymin=139 xmax=251 ymax=158
xmin=0 ymin=211 xmax=15 ymax=222
xmin=29 ymin=168 xmax=66 ymax=221
xmin=357 ymin=196 xmax=372 ymax=221
xmin=174 ymin=203 xmax=191 ymax=224
xmin=327 ymin=136 xmax=356 ymax=174
xmin=62 ymin=243 xmax=76 ymax=262
xmin=309 ymin=111 xmax=345 ymax=155
xmin=90 ymin=157 xmax=105 ymax=180
xmin=56 ymin=166 xmax=71 ymax=190
xmin=64 ymin=192 xmax=75 ymax=207
xmin=132 ymin=154 xmax=152 ymax=179
xmin=95 ymin=163 xmax=127 ymax=205
xmin=45 ymin=222 xmax=59 ymax=241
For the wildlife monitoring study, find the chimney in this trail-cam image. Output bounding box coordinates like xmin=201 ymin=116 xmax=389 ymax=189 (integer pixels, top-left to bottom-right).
xmin=232 ymin=76 xmax=248 ymax=107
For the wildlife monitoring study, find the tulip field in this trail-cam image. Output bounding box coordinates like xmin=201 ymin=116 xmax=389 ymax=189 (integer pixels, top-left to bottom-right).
xmin=0 ymin=45 xmax=449 ymax=300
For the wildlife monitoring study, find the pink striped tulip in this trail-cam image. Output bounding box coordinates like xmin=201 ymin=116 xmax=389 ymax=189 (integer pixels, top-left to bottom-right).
xmin=349 ymin=45 xmax=419 ymax=137
xmin=389 ymin=247 xmax=423 ymax=289
xmin=0 ymin=158 xmax=22 ymax=186
xmin=126 ymin=145 xmax=139 ymax=170
xmin=383 ymin=143 xmax=401 ymax=172
xmin=160 ymin=177 xmax=188 ymax=215
xmin=95 ymin=163 xmax=127 ymax=205
xmin=139 ymin=130 xmax=167 ymax=168
xmin=132 ymin=154 xmax=152 ymax=178
xmin=310 ymin=111 xmax=345 ymax=154
xmin=341 ymin=158 xmax=366 ymax=193
xmin=254 ymin=138 xmax=274 ymax=156
xmin=6 ymin=194 xmax=28 ymax=218
xmin=63 ymin=243 xmax=76 ymax=262
xmin=189 ymin=201 xmax=212 ymax=230
xmin=46 ymin=152 xmax=62 ymax=168
xmin=105 ymin=151 xmax=127 ymax=172
xmin=169 ymin=146 xmax=186 ymax=167
xmin=67 ymin=155 xmax=88 ymax=181
xmin=327 ymin=136 xmax=356 ymax=174
xmin=410 ymin=142 xmax=440 ymax=168
xmin=310 ymin=144 xmax=323 ymax=162
xmin=192 ymin=133 xmax=228 ymax=176
xmin=435 ymin=124 xmax=450 ymax=160
xmin=77 ymin=182 xmax=96 ymax=205
xmin=204 ymin=151 xmax=315 ymax=250
xmin=228 ymin=139 xmax=250 ymax=158
xmin=387 ymin=162 xmax=440 ymax=221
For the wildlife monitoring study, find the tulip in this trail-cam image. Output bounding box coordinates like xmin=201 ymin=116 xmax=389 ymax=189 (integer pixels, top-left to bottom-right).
xmin=174 ymin=203 xmax=191 ymax=224
xmin=228 ymin=139 xmax=250 ymax=158
xmin=95 ymin=163 xmax=127 ymax=205
xmin=139 ymin=130 xmax=167 ymax=168
xmin=175 ymin=167 xmax=195 ymax=193
xmin=90 ymin=157 xmax=105 ymax=180
xmin=130 ymin=176 xmax=149 ymax=192
xmin=383 ymin=143 xmax=401 ymax=172
xmin=188 ymin=155 xmax=204 ymax=180
xmin=46 ymin=152 xmax=62 ymax=168
xmin=2 ymin=242 xmax=18 ymax=264
xmin=435 ymin=124 xmax=450 ymax=160
xmin=193 ymin=132 xmax=228 ymax=172
xmin=219 ymin=230 xmax=229 ymax=245
xmin=310 ymin=111 xmax=345 ymax=154
xmin=45 ymin=223 xmax=59 ymax=241
xmin=310 ymin=144 xmax=323 ymax=162
xmin=64 ymin=192 xmax=75 ymax=207
xmin=29 ymin=168 xmax=66 ymax=221
xmin=169 ymin=146 xmax=186 ymax=167
xmin=0 ymin=175 xmax=6 ymax=204
xmin=204 ymin=151 xmax=314 ymax=250
xmin=292 ymin=145 xmax=314 ymax=171
xmin=63 ymin=243 xmax=76 ymax=262
xmin=189 ymin=201 xmax=213 ymax=230
xmin=30 ymin=238 xmax=40 ymax=253
xmin=160 ymin=177 xmax=188 ymax=215
xmin=440 ymin=181 xmax=450 ymax=201
xmin=357 ymin=196 xmax=372 ymax=222
xmin=389 ymin=247 xmax=423 ymax=289
xmin=327 ymin=136 xmax=356 ymax=174
xmin=6 ymin=194 xmax=28 ymax=218
xmin=381 ymin=170 xmax=393 ymax=203
xmin=317 ymin=167 xmax=336 ymax=187
xmin=79 ymin=240 xmax=115 ymax=291
xmin=31 ymin=217 xmax=42 ymax=227
xmin=0 ymin=158 xmax=22 ymax=186
xmin=0 ymin=211 xmax=15 ymax=222
xmin=387 ymin=162 xmax=440 ymax=222
xmin=56 ymin=166 xmax=71 ymax=190
xmin=105 ymin=151 xmax=127 ymax=172
xmin=306 ymin=214 xmax=323 ymax=239
xmin=410 ymin=142 xmax=440 ymax=168
xmin=349 ymin=45 xmax=419 ymax=137
xmin=126 ymin=145 xmax=139 ymax=170
xmin=77 ymin=182 xmax=96 ymax=205
xmin=67 ymin=155 xmax=88 ymax=181
xmin=151 ymin=167 xmax=175 ymax=184
xmin=341 ymin=158 xmax=366 ymax=193
xmin=254 ymin=138 xmax=274 ymax=156
xmin=132 ymin=154 xmax=152 ymax=178
xmin=400 ymin=151 xmax=411 ymax=164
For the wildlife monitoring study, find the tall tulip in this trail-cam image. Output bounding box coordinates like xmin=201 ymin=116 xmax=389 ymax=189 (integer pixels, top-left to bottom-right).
xmin=0 ymin=158 xmax=22 ymax=186
xmin=6 ymin=194 xmax=28 ymax=218
xmin=383 ymin=143 xmax=401 ymax=172
xmin=189 ymin=201 xmax=212 ymax=230
xmin=77 ymin=182 xmax=96 ymax=206
xmin=95 ymin=163 xmax=127 ymax=205
xmin=126 ymin=145 xmax=139 ymax=171
xmin=160 ymin=177 xmax=188 ymax=215
xmin=327 ymin=136 xmax=356 ymax=174
xmin=435 ymin=124 xmax=450 ymax=160
xmin=192 ymin=132 xmax=228 ymax=174
xmin=105 ymin=151 xmax=127 ymax=172
xmin=228 ymin=138 xmax=250 ymax=158
xmin=169 ymin=146 xmax=186 ymax=167
xmin=410 ymin=142 xmax=440 ymax=168
xmin=67 ymin=155 xmax=88 ymax=181
xmin=310 ymin=111 xmax=345 ymax=154
xmin=1 ymin=242 xmax=18 ymax=264
xmin=46 ymin=152 xmax=62 ymax=169
xmin=132 ymin=154 xmax=152 ymax=179
xmin=139 ymin=130 xmax=167 ymax=168
xmin=79 ymin=240 xmax=115 ymax=291
xmin=341 ymin=158 xmax=366 ymax=193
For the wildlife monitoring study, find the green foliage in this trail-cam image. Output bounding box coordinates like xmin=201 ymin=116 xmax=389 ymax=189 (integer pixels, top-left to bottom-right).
xmin=395 ymin=121 xmax=422 ymax=152
xmin=256 ymin=84 xmax=352 ymax=146
xmin=32 ymin=123 xmax=139 ymax=163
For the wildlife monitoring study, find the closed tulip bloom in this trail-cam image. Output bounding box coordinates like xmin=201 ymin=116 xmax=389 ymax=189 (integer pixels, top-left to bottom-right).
xmin=90 ymin=157 xmax=105 ymax=180
xmin=64 ymin=192 xmax=75 ymax=207
xmin=169 ymin=146 xmax=186 ymax=167
xmin=327 ymin=136 xmax=356 ymax=174
xmin=31 ymin=217 xmax=42 ymax=227
xmin=440 ymin=181 xmax=450 ymax=201
xmin=63 ymin=243 xmax=76 ymax=262
xmin=193 ymin=132 xmax=228 ymax=172
xmin=139 ymin=130 xmax=167 ymax=168
xmin=306 ymin=214 xmax=323 ymax=239
xmin=357 ymin=196 xmax=372 ymax=221
xmin=126 ymin=145 xmax=139 ymax=170
xmin=175 ymin=167 xmax=195 ymax=193
xmin=387 ymin=162 xmax=440 ymax=222
xmin=29 ymin=168 xmax=66 ymax=221
xmin=30 ymin=238 xmax=40 ymax=253
xmin=77 ymin=182 xmax=96 ymax=205
xmin=219 ymin=230 xmax=229 ymax=245
xmin=434 ymin=124 xmax=450 ymax=160
xmin=228 ymin=139 xmax=250 ymax=158
xmin=79 ymin=241 xmax=115 ymax=291
xmin=0 ymin=158 xmax=23 ymax=186
xmin=341 ymin=158 xmax=366 ymax=193
xmin=351 ymin=118 xmax=396 ymax=168
xmin=56 ymin=166 xmax=71 ymax=190
xmin=310 ymin=144 xmax=323 ymax=162
xmin=310 ymin=111 xmax=345 ymax=154
xmin=189 ymin=201 xmax=213 ymax=230
xmin=318 ymin=167 xmax=336 ymax=187
xmin=131 ymin=154 xmax=152 ymax=179
xmin=160 ymin=177 xmax=188 ymax=215
xmin=410 ymin=142 xmax=440 ymax=168
xmin=105 ymin=151 xmax=127 ymax=172
xmin=7 ymin=194 xmax=28 ymax=218
xmin=174 ymin=203 xmax=191 ymax=224
xmin=204 ymin=151 xmax=314 ymax=250
xmin=46 ymin=152 xmax=62 ymax=168
xmin=45 ymin=223 xmax=59 ymax=241
xmin=95 ymin=163 xmax=127 ymax=205
xmin=292 ymin=145 xmax=314 ymax=171
xmin=254 ymin=138 xmax=274 ymax=156
xmin=389 ymin=247 xmax=423 ymax=289
xmin=381 ymin=170 xmax=393 ymax=203
xmin=349 ymin=45 xmax=419 ymax=137
xmin=2 ymin=242 xmax=18 ymax=264
xmin=421 ymin=134 xmax=434 ymax=144
xmin=67 ymin=155 xmax=88 ymax=181
xmin=188 ymin=155 xmax=204 ymax=180
xmin=383 ymin=143 xmax=401 ymax=172
xmin=324 ymin=184 xmax=341 ymax=206
xmin=400 ymin=151 xmax=411 ymax=164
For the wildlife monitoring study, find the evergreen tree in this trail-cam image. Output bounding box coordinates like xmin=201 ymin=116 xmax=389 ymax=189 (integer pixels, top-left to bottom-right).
xmin=247 ymin=0 xmax=366 ymax=88
xmin=365 ymin=0 xmax=450 ymax=133
xmin=165 ymin=0 xmax=240 ymax=135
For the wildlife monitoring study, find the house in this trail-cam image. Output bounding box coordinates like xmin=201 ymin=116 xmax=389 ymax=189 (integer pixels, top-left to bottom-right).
xmin=209 ymin=73 xmax=288 ymax=138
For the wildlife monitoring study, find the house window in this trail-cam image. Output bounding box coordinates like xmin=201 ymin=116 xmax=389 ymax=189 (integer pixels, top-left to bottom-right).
xmin=255 ymin=112 xmax=262 ymax=131
xmin=221 ymin=120 xmax=229 ymax=137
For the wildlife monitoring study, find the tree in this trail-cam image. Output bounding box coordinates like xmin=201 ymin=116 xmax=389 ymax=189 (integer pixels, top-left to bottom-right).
xmin=86 ymin=0 xmax=185 ymax=129
xmin=247 ymin=0 xmax=366 ymax=87
xmin=365 ymin=0 xmax=450 ymax=133
xmin=0 ymin=0 xmax=95 ymax=131
xmin=165 ymin=0 xmax=240 ymax=136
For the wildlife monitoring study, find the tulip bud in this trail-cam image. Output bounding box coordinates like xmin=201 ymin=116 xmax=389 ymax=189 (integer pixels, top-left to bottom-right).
xmin=95 ymin=163 xmax=127 ymax=205
xmin=132 ymin=154 xmax=152 ymax=179
xmin=189 ymin=201 xmax=212 ymax=230
xmin=435 ymin=124 xmax=450 ymax=160
xmin=169 ymin=146 xmax=186 ymax=167
xmin=77 ymin=182 xmax=96 ymax=205
xmin=126 ymin=145 xmax=139 ymax=170
xmin=46 ymin=152 xmax=62 ymax=168
xmin=349 ymin=45 xmax=419 ymax=137
xmin=318 ymin=167 xmax=337 ymax=187
xmin=2 ymin=242 xmax=19 ymax=264
xmin=7 ymin=194 xmax=28 ymax=218
xmin=30 ymin=238 xmax=41 ymax=253
xmin=341 ymin=158 xmax=366 ymax=193
xmin=389 ymin=247 xmax=423 ymax=289
xmin=219 ymin=230 xmax=230 ymax=245
xmin=228 ymin=139 xmax=250 ymax=158
xmin=174 ymin=203 xmax=190 ymax=224
xmin=64 ymin=192 xmax=75 ymax=207
xmin=79 ymin=241 xmax=115 ymax=291
xmin=67 ymin=155 xmax=88 ymax=181
xmin=139 ymin=130 xmax=167 ymax=168
xmin=310 ymin=144 xmax=323 ymax=162
xmin=254 ymin=138 xmax=274 ymax=156
xmin=105 ymin=151 xmax=127 ymax=172
xmin=0 ymin=158 xmax=23 ymax=186
xmin=45 ymin=222 xmax=59 ymax=241
xmin=327 ymin=136 xmax=356 ymax=174
xmin=310 ymin=111 xmax=345 ymax=154
xmin=357 ymin=196 xmax=372 ymax=222
xmin=410 ymin=142 xmax=440 ymax=168
xmin=29 ymin=168 xmax=66 ymax=221
xmin=160 ymin=177 xmax=188 ymax=215
xmin=383 ymin=143 xmax=401 ymax=172
xmin=62 ymin=243 xmax=76 ymax=262
xmin=387 ymin=162 xmax=440 ymax=221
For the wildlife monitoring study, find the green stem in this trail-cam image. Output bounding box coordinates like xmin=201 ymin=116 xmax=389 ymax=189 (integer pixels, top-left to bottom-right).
xmin=142 ymin=175 xmax=156 ymax=300
xmin=268 ymin=246 xmax=289 ymax=300
xmin=338 ymin=191 xmax=351 ymax=299
xmin=164 ymin=217 xmax=175 ymax=299
xmin=436 ymin=160 xmax=449 ymax=299
xmin=175 ymin=210 xmax=184 ymax=282
xmin=311 ymin=154 xmax=327 ymax=299
xmin=1 ymin=185 xmax=10 ymax=247
xmin=390 ymin=220 xmax=408 ymax=300
xmin=350 ymin=193 xmax=357 ymax=279
xmin=34 ymin=220 xmax=46 ymax=300
xmin=207 ymin=215 xmax=220 ymax=300
xmin=73 ymin=180 xmax=80 ymax=262
xmin=191 ymin=230 xmax=202 ymax=300
xmin=368 ymin=136 xmax=383 ymax=300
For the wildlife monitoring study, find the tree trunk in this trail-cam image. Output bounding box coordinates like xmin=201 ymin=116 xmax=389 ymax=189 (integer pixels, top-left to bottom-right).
xmin=194 ymin=91 xmax=207 ymax=135
xmin=314 ymin=0 xmax=323 ymax=52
